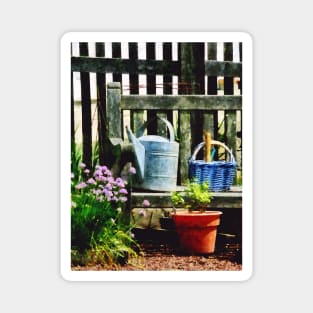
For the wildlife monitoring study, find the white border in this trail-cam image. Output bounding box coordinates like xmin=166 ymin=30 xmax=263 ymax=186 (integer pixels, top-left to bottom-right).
xmin=60 ymin=32 xmax=253 ymax=281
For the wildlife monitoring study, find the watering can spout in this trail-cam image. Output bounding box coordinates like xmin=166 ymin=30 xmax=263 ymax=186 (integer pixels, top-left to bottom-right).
xmin=126 ymin=126 xmax=145 ymax=182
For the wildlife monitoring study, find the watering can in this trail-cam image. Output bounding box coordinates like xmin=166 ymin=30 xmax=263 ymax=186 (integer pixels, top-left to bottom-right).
xmin=126 ymin=118 xmax=179 ymax=191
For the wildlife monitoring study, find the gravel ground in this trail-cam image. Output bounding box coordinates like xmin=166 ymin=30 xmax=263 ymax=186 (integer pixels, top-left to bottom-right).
xmin=72 ymin=236 xmax=242 ymax=271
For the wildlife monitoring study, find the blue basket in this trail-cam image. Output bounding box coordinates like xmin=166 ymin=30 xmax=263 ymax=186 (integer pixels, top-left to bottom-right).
xmin=188 ymin=140 xmax=237 ymax=192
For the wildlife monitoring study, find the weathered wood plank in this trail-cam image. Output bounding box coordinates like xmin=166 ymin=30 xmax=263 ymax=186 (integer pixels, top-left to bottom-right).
xmin=79 ymin=43 xmax=92 ymax=170
xmin=178 ymin=111 xmax=191 ymax=185
xmin=223 ymin=43 xmax=237 ymax=184
xmin=112 ymin=43 xmax=122 ymax=84
xmin=105 ymin=82 xmax=122 ymax=169
xmin=128 ymin=43 xmax=139 ymax=94
xmin=121 ymin=95 xmax=242 ymax=110
xmin=205 ymin=60 xmax=241 ymax=77
xmin=95 ymin=42 xmax=107 ymax=165
xmin=178 ymin=43 xmax=196 ymax=184
xmin=131 ymin=186 xmax=242 ymax=209
xmin=71 ymin=56 xmax=180 ymax=75
xmin=190 ymin=43 xmax=205 ymax=157
xmin=206 ymin=43 xmax=218 ymax=144
xmin=239 ymin=42 xmax=243 ymax=93
xmin=71 ymin=71 xmax=75 ymax=145
xmin=146 ymin=43 xmax=157 ymax=134
xmin=223 ymin=43 xmax=234 ymax=95
xmin=107 ymin=82 xmax=122 ymax=138
xmin=128 ymin=43 xmax=144 ymax=135
xmin=163 ymin=42 xmax=173 ymax=124
xmin=225 ymin=110 xmax=237 ymax=158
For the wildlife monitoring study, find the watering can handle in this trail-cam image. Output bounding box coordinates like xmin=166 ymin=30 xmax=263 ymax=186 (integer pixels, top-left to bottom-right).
xmin=136 ymin=117 xmax=175 ymax=142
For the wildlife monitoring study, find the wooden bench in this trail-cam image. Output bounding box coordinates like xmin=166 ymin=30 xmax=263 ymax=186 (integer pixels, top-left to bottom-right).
xmin=104 ymin=82 xmax=242 ymax=236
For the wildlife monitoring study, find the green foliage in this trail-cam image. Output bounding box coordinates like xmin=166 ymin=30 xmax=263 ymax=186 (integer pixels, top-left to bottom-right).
xmin=71 ymin=163 xmax=140 ymax=267
xmin=71 ymin=141 xmax=82 ymax=182
xmin=171 ymin=180 xmax=212 ymax=212
xmin=71 ymin=192 xmax=115 ymax=253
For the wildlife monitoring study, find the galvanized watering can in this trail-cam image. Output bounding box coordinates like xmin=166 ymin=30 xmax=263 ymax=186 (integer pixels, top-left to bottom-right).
xmin=126 ymin=118 xmax=179 ymax=191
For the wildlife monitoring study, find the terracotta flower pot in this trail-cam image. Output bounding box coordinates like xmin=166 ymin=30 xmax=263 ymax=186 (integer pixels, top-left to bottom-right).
xmin=172 ymin=211 xmax=223 ymax=254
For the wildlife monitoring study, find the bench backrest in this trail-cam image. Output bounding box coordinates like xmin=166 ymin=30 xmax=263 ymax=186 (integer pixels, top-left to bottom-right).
xmin=106 ymin=82 xmax=242 ymax=184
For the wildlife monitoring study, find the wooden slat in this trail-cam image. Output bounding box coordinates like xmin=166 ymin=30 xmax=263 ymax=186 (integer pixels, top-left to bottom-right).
xmin=163 ymin=42 xmax=173 ymax=124
xmin=178 ymin=43 xmax=200 ymax=184
xmin=223 ymin=43 xmax=237 ymax=184
xmin=223 ymin=43 xmax=234 ymax=95
xmin=107 ymin=82 xmax=122 ymax=138
xmin=178 ymin=111 xmax=191 ymax=185
xmin=79 ymin=43 xmax=92 ymax=170
xmin=128 ymin=43 xmax=144 ymax=135
xmin=146 ymin=43 xmax=157 ymax=134
xmin=239 ymin=42 xmax=243 ymax=93
xmin=206 ymin=43 xmax=218 ymax=144
xmin=95 ymin=42 xmax=107 ymax=165
xmin=190 ymin=43 xmax=205 ymax=158
xmin=225 ymin=110 xmax=237 ymax=158
xmin=112 ymin=43 xmax=122 ymax=84
xmin=71 ymin=56 xmax=180 ymax=75
xmin=71 ymin=71 xmax=75 ymax=146
xmin=205 ymin=60 xmax=242 ymax=77
xmin=121 ymin=95 xmax=242 ymax=110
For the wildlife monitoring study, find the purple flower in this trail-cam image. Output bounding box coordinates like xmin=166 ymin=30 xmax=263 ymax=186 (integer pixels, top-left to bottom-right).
xmin=87 ymin=178 xmax=96 ymax=185
xmin=119 ymin=196 xmax=128 ymax=203
xmin=115 ymin=177 xmax=125 ymax=188
xmin=119 ymin=188 xmax=128 ymax=195
xmin=84 ymin=169 xmax=90 ymax=174
xmin=96 ymin=175 xmax=106 ymax=182
xmin=142 ymin=199 xmax=150 ymax=207
xmin=93 ymin=169 xmax=102 ymax=177
xmin=93 ymin=189 xmax=102 ymax=195
xmin=103 ymin=189 xmax=113 ymax=201
xmin=79 ymin=163 xmax=86 ymax=169
xmin=105 ymin=183 xmax=112 ymax=190
xmin=105 ymin=169 xmax=112 ymax=177
xmin=71 ymin=173 xmax=74 ymax=179
xmin=75 ymin=182 xmax=87 ymax=189
xmin=128 ymin=166 xmax=136 ymax=175
xmin=107 ymin=176 xmax=114 ymax=184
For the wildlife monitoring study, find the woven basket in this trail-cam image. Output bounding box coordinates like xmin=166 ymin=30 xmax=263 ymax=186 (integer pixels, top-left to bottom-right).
xmin=188 ymin=140 xmax=237 ymax=192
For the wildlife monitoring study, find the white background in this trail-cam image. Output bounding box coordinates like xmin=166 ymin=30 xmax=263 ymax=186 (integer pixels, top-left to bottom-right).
xmin=0 ymin=1 xmax=312 ymax=312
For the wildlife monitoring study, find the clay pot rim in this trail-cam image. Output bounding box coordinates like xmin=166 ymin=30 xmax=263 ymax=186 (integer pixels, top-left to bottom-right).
xmin=172 ymin=210 xmax=223 ymax=217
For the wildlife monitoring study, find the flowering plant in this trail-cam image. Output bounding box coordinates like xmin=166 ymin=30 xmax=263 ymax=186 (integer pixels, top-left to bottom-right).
xmin=71 ymin=163 xmax=139 ymax=266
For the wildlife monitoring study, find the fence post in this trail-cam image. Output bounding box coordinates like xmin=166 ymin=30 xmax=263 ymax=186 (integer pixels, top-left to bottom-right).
xmin=96 ymin=42 xmax=107 ymax=165
xmin=178 ymin=43 xmax=205 ymax=184
xmin=224 ymin=43 xmax=237 ymax=184
xmin=79 ymin=42 xmax=92 ymax=170
xmin=205 ymin=43 xmax=218 ymax=143
xmin=128 ymin=43 xmax=144 ymax=135
xmin=105 ymin=82 xmax=122 ymax=168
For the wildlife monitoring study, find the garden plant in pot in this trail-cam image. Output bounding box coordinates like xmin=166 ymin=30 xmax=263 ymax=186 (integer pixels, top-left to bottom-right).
xmin=170 ymin=180 xmax=223 ymax=254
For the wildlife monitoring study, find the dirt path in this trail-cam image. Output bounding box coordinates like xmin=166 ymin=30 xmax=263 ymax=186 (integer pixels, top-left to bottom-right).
xmin=72 ymin=241 xmax=242 ymax=271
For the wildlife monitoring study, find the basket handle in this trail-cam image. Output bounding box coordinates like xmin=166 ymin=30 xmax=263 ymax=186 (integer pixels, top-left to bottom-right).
xmin=190 ymin=140 xmax=236 ymax=163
